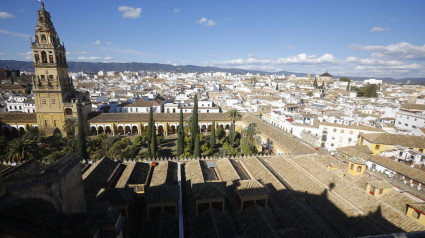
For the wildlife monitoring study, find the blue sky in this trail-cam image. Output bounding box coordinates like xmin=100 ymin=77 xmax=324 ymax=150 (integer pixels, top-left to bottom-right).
xmin=0 ymin=0 xmax=424 ymax=78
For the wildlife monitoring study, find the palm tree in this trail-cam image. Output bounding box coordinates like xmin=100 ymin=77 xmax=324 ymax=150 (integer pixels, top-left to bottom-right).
xmin=241 ymin=123 xmax=261 ymax=155
xmin=227 ymin=108 xmax=242 ymax=126
xmin=63 ymin=118 xmax=76 ymax=136
xmin=6 ymin=137 xmax=40 ymax=162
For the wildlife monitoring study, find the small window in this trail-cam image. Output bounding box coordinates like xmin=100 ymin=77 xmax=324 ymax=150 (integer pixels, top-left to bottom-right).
xmin=341 ymin=129 xmax=344 ymax=133
xmin=333 ymin=128 xmax=337 ymax=132
xmin=348 ymin=138 xmax=352 ymax=142
xmin=51 ymin=98 xmax=55 ymax=104
xmin=412 ymin=209 xmax=421 ymax=219
xmin=379 ymin=189 xmax=383 ymax=194
xmin=375 ymin=144 xmax=380 ymax=150
xmin=42 ymin=98 xmax=47 ymax=104
xmin=357 ymin=166 xmax=362 ymax=172
xmin=420 ymin=149 xmax=423 ymax=153
xmin=350 ymin=163 xmax=354 ymax=170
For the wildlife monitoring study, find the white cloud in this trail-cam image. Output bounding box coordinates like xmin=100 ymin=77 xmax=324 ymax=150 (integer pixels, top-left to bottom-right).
xmin=106 ymin=42 xmax=112 ymax=45
xmin=370 ymin=27 xmax=390 ymax=32
xmin=93 ymin=40 xmax=101 ymax=45
xmin=0 ymin=12 xmax=15 ymax=19
xmin=118 ymin=49 xmax=153 ymax=56
xmin=118 ymin=6 xmax=142 ymax=19
xmin=0 ymin=52 xmax=6 ymax=56
xmin=78 ymin=56 xmax=101 ymax=60
xmin=197 ymin=17 xmax=216 ymax=26
xmin=104 ymin=56 xmax=113 ymax=60
xmin=19 ymin=51 xmax=32 ymax=60
xmin=0 ymin=29 xmax=30 ymax=38
xmin=213 ymin=53 xmax=337 ymax=67
xmin=173 ymin=8 xmax=180 ymax=14
xmin=351 ymin=42 xmax=425 ymax=61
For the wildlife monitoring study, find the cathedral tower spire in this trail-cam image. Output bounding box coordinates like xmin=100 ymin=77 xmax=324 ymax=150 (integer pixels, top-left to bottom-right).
xmin=31 ymin=3 xmax=91 ymax=134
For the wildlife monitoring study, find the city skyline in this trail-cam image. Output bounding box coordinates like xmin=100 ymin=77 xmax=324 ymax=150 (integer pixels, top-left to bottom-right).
xmin=0 ymin=0 xmax=424 ymax=78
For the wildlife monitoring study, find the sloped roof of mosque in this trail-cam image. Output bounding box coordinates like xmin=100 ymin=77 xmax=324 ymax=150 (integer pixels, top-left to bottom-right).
xmin=0 ymin=113 xmax=37 ymax=123
xmin=360 ymin=133 xmax=425 ymax=148
xmin=191 ymin=182 xmax=226 ymax=200
xmin=87 ymin=112 xmax=231 ymax=123
xmin=236 ymin=180 xmax=268 ymax=196
xmin=320 ymin=71 xmax=332 ymax=77
xmin=242 ymin=114 xmax=316 ymax=154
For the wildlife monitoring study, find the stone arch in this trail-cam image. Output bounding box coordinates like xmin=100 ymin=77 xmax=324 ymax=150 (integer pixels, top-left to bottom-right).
xmin=144 ymin=125 xmax=148 ymax=132
xmin=225 ymin=124 xmax=230 ymax=130
xmin=41 ymin=34 xmax=47 ymax=42
xmin=132 ymin=125 xmax=138 ymax=135
xmin=11 ymin=127 xmax=19 ymax=137
xmin=19 ymin=192 xmax=62 ymax=211
xmin=90 ymin=126 xmax=97 ymax=135
xmin=3 ymin=127 xmax=11 ymax=137
xmin=207 ymin=125 xmax=212 ymax=132
xmin=158 ymin=125 xmax=164 ymax=135
xmin=98 ymin=126 xmax=104 ymax=134
xmin=125 ymin=126 xmax=131 ymax=135
xmin=19 ymin=127 xmax=26 ymax=136
xmin=41 ymin=51 xmax=47 ymax=63
xmin=201 ymin=125 xmax=207 ymax=132
xmin=64 ymin=108 xmax=72 ymax=116
xmin=219 ymin=124 xmax=224 ymax=130
xmin=105 ymin=126 xmax=112 ymax=135
xmin=170 ymin=125 xmax=176 ymax=134
xmin=117 ymin=126 xmax=124 ymax=135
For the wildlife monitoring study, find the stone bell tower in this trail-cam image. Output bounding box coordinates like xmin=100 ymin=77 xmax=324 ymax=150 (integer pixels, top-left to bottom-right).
xmin=32 ymin=2 xmax=91 ymax=134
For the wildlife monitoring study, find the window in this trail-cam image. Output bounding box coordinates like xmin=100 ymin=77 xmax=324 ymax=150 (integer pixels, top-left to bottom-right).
xmin=41 ymin=34 xmax=46 ymax=42
xmin=420 ymin=149 xmax=423 ymax=153
xmin=51 ymin=98 xmax=55 ymax=104
xmin=341 ymin=129 xmax=344 ymax=133
xmin=348 ymin=138 xmax=352 ymax=142
xmin=333 ymin=128 xmax=337 ymax=132
xmin=350 ymin=130 xmax=353 ymax=135
xmin=357 ymin=166 xmax=362 ymax=172
xmin=331 ymin=143 xmax=334 ymax=147
xmin=350 ymin=163 xmax=354 ymax=170
xmin=49 ymin=55 xmax=53 ymax=63
xmin=375 ymin=144 xmax=380 ymax=150
xmin=379 ymin=189 xmax=383 ymax=194
xmin=412 ymin=209 xmax=421 ymax=219
xmin=44 ymin=120 xmax=48 ymax=127
xmin=370 ymin=186 xmax=375 ymax=194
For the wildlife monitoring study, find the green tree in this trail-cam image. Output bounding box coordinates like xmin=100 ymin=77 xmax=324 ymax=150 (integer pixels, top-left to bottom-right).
xmin=87 ymin=134 xmax=108 ymax=161
xmin=193 ymin=133 xmax=200 ymax=158
xmin=147 ymin=106 xmax=153 ymax=143
xmin=177 ymin=108 xmax=185 ymax=157
xmin=77 ymin=104 xmax=88 ymax=160
xmin=227 ymin=108 xmax=241 ymax=146
xmin=313 ymin=78 xmax=318 ymax=88
xmin=216 ymin=126 xmax=225 ymax=141
xmin=210 ymin=121 xmax=216 ymax=149
xmin=307 ymin=91 xmax=313 ymax=97
xmin=339 ymin=77 xmax=350 ymax=82
xmin=275 ymin=84 xmax=278 ymax=90
xmin=321 ymin=81 xmax=325 ymax=89
xmin=229 ymin=123 xmax=235 ymax=146
xmin=6 ymin=137 xmax=40 ymax=162
xmin=240 ymin=123 xmax=261 ymax=156
xmin=63 ymin=118 xmax=76 ymax=136
xmin=150 ymin=119 xmax=157 ymax=158
xmin=346 ymin=81 xmax=350 ymax=91
xmin=191 ymin=94 xmax=198 ymax=149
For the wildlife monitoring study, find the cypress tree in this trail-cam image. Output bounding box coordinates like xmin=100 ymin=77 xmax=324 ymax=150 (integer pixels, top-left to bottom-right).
xmin=177 ymin=109 xmax=184 ymax=157
xmin=193 ymin=133 xmax=200 ymax=158
xmin=275 ymin=84 xmax=278 ymax=90
xmin=313 ymin=78 xmax=318 ymax=88
xmin=147 ymin=106 xmax=153 ymax=143
xmin=346 ymin=81 xmax=350 ymax=91
xmin=77 ymin=104 xmax=88 ymax=160
xmin=321 ymin=81 xmax=325 ymax=89
xmin=191 ymin=94 xmax=198 ymax=149
xmin=229 ymin=123 xmax=235 ymax=146
xmin=150 ymin=119 xmax=157 ymax=158
xmin=210 ymin=121 xmax=216 ymax=149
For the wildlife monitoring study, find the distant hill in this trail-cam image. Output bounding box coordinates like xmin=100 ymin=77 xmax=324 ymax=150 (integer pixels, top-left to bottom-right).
xmin=1 ymin=60 xmax=424 ymax=84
